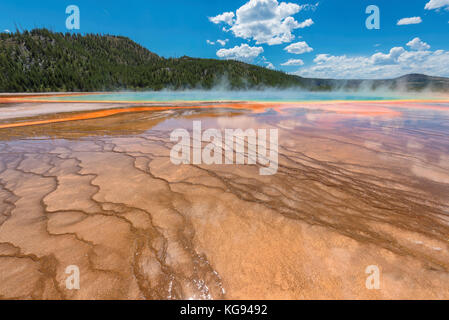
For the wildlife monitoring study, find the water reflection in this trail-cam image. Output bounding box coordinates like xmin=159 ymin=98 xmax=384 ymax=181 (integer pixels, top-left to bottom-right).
xmin=0 ymin=100 xmax=448 ymax=299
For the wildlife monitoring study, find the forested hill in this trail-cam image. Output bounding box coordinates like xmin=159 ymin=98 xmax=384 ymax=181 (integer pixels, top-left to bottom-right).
xmin=1 ymin=29 xmax=449 ymax=93
xmin=0 ymin=29 xmax=308 ymax=92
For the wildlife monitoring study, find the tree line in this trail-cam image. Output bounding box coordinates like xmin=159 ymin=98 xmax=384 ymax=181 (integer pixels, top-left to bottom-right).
xmin=0 ymin=29 xmax=310 ymax=92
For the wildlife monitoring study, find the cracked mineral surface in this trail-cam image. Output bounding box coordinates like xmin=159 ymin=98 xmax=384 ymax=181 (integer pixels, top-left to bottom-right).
xmin=0 ymin=99 xmax=448 ymax=299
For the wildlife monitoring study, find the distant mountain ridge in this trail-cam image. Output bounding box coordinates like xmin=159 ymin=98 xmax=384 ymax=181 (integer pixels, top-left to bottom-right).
xmin=303 ymin=73 xmax=449 ymax=92
xmin=1 ymin=29 xmax=448 ymax=93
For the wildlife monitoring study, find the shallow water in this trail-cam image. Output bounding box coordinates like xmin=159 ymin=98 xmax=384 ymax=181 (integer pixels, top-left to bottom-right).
xmin=26 ymin=90 xmax=447 ymax=103
xmin=0 ymin=99 xmax=448 ymax=299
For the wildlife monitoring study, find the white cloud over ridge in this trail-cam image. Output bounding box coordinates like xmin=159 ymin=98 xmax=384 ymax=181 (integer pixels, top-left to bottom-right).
xmin=259 ymin=56 xmax=276 ymax=69
xmin=281 ymin=58 xmax=304 ymax=66
xmin=284 ymin=41 xmax=313 ymax=54
xmin=209 ymin=0 xmax=315 ymax=45
xmin=294 ymin=38 xmax=449 ymax=79
xmin=425 ymin=0 xmax=449 ymax=10
xmin=216 ymin=44 xmax=264 ymax=61
xmin=397 ymin=17 xmax=422 ymax=25
xmin=265 ymin=62 xmax=275 ymax=69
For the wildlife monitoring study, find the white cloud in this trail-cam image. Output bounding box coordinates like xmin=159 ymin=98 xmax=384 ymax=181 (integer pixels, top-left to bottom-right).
xmin=209 ymin=12 xmax=235 ymax=25
xmin=425 ymin=0 xmax=449 ymax=10
xmin=259 ymin=56 xmax=275 ymax=69
xmin=407 ymin=37 xmax=431 ymax=51
xmin=3 ymin=29 xmax=11 ymax=33
xmin=397 ymin=17 xmax=422 ymax=25
xmin=294 ymin=38 xmax=449 ymax=79
xmin=207 ymin=39 xmax=230 ymax=46
xmin=371 ymin=47 xmax=405 ymax=65
xmin=217 ymin=39 xmax=229 ymax=46
xmin=265 ymin=62 xmax=275 ymax=69
xmin=210 ymin=0 xmax=315 ymax=45
xmin=281 ymin=58 xmax=304 ymax=66
xmin=216 ymin=44 xmax=264 ymax=61
xmin=300 ymin=3 xmax=320 ymax=11
xmin=297 ymin=18 xmax=314 ymax=28
xmin=284 ymin=41 xmax=313 ymax=54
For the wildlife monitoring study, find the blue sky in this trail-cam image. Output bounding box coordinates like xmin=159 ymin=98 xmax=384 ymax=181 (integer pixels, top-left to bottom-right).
xmin=1 ymin=0 xmax=449 ymax=79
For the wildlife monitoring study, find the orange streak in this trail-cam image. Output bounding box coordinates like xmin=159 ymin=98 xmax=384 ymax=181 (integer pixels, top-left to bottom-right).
xmin=1 ymin=99 xmax=447 ymax=130
xmin=0 ymin=107 xmax=147 ymax=129
xmin=0 ymin=104 xmax=272 ymax=129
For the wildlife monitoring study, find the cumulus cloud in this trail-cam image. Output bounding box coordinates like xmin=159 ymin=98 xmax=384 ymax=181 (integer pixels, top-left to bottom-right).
xmin=209 ymin=0 xmax=315 ymax=45
xmin=397 ymin=17 xmax=422 ymax=25
xmin=294 ymin=38 xmax=449 ymax=79
xmin=216 ymin=44 xmax=264 ymax=61
xmin=3 ymin=29 xmax=11 ymax=33
xmin=207 ymin=39 xmax=230 ymax=46
xmin=217 ymin=39 xmax=229 ymax=46
xmin=281 ymin=58 xmax=304 ymax=66
xmin=284 ymin=41 xmax=313 ymax=54
xmin=407 ymin=37 xmax=430 ymax=51
xmin=425 ymin=0 xmax=449 ymax=10
xmin=297 ymin=18 xmax=314 ymax=28
xmin=209 ymin=12 xmax=235 ymax=25
xmin=371 ymin=47 xmax=405 ymax=65
xmin=265 ymin=62 xmax=275 ymax=69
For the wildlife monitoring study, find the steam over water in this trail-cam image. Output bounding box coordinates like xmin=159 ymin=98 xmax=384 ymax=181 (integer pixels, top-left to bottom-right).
xmin=27 ymin=90 xmax=447 ymax=103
